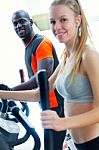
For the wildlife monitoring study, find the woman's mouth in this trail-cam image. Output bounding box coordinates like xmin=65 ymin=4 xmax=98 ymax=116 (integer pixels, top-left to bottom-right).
xmin=56 ymin=32 xmax=67 ymax=40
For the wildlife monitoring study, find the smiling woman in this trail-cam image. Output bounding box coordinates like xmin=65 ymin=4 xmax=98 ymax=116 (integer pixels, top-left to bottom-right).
xmin=0 ymin=0 xmax=99 ymax=150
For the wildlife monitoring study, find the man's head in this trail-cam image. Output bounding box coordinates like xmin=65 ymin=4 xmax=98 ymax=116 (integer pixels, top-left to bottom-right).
xmin=12 ymin=10 xmax=33 ymax=40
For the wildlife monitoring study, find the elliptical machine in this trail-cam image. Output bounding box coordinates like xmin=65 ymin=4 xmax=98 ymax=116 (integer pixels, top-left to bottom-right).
xmin=0 ymin=99 xmax=41 ymax=150
xmin=0 ymin=69 xmax=41 ymax=150
xmin=0 ymin=69 xmax=55 ymax=150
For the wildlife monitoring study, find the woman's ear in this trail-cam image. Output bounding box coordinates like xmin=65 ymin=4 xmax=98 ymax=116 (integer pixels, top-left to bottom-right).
xmin=76 ymin=15 xmax=82 ymax=27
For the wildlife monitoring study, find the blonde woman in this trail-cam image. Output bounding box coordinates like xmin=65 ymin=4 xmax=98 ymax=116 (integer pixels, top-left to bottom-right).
xmin=0 ymin=0 xmax=99 ymax=149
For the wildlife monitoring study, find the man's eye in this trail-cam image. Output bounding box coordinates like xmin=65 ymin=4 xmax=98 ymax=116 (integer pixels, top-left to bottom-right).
xmin=50 ymin=20 xmax=56 ymax=25
xmin=13 ymin=22 xmax=17 ymax=26
xmin=20 ymin=20 xmax=25 ymax=24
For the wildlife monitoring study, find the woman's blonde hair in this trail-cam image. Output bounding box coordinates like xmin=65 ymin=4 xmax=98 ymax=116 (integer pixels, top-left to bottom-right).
xmin=50 ymin=0 xmax=92 ymax=82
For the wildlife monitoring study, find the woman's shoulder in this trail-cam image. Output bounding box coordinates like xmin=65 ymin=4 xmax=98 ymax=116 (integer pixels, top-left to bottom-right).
xmin=81 ymin=45 xmax=99 ymax=73
xmin=82 ymin=45 xmax=99 ymax=62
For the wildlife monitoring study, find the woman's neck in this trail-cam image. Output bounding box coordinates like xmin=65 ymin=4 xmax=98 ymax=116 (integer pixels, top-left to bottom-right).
xmin=65 ymin=45 xmax=73 ymax=58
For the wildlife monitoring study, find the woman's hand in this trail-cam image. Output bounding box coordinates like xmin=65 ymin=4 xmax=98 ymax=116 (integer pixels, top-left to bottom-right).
xmin=40 ymin=110 xmax=66 ymax=131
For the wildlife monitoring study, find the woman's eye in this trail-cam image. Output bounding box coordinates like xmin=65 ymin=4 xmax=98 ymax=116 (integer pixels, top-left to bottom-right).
xmin=61 ymin=18 xmax=67 ymax=22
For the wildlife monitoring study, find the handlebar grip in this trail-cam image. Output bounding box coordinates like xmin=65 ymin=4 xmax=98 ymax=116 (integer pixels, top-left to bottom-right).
xmin=19 ymin=69 xmax=30 ymax=117
xmin=37 ymin=69 xmax=54 ymax=150
xmin=37 ymin=69 xmax=50 ymax=110
xmin=19 ymin=69 xmax=25 ymax=83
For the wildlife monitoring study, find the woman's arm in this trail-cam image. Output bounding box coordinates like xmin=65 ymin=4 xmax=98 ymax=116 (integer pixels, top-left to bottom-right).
xmin=48 ymin=63 xmax=61 ymax=91
xmin=41 ymin=106 xmax=99 ymax=131
xmin=0 ymin=88 xmax=40 ymax=102
xmin=41 ymin=48 xmax=99 ymax=131
xmin=0 ymin=64 xmax=60 ymax=102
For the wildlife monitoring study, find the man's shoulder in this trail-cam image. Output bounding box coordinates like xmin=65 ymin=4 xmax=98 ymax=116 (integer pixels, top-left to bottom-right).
xmin=33 ymin=34 xmax=44 ymax=41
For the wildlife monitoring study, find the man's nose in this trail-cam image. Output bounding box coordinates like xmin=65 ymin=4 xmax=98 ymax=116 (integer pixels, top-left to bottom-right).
xmin=17 ymin=22 xmax=22 ymax=28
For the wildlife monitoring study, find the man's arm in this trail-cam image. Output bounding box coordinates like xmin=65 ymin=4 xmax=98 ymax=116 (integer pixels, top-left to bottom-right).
xmin=37 ymin=58 xmax=54 ymax=78
xmin=12 ymin=57 xmax=54 ymax=91
xmin=12 ymin=74 xmax=37 ymax=90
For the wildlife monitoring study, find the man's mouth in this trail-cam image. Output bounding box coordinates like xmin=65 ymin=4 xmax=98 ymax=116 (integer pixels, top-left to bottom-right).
xmin=17 ymin=29 xmax=25 ymax=35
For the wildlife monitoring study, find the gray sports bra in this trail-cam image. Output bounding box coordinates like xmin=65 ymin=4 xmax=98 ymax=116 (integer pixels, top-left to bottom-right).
xmin=55 ymin=72 xmax=93 ymax=103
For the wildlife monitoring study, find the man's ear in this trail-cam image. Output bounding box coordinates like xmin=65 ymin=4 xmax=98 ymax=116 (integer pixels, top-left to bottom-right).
xmin=30 ymin=19 xmax=33 ymax=26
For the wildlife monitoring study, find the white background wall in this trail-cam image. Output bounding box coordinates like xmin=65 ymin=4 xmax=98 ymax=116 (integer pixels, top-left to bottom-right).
xmin=0 ymin=0 xmax=99 ymax=150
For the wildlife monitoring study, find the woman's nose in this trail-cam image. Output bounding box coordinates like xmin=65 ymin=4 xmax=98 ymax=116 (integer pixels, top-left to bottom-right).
xmin=54 ymin=21 xmax=61 ymax=31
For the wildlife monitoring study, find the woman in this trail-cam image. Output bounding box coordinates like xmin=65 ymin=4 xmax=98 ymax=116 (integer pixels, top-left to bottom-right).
xmin=0 ymin=0 xmax=99 ymax=149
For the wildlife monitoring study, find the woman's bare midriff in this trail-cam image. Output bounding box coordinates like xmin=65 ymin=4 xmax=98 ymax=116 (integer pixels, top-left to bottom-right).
xmin=64 ymin=101 xmax=99 ymax=143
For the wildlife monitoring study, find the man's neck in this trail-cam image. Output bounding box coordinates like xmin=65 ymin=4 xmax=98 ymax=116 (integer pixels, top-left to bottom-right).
xmin=22 ymin=31 xmax=35 ymax=48
xmin=24 ymin=35 xmax=35 ymax=48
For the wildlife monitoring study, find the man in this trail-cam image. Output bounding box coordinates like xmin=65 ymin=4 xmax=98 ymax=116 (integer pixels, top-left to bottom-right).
xmin=10 ymin=10 xmax=66 ymax=149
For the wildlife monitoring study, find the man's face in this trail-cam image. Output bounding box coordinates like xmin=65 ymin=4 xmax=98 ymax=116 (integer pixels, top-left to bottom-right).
xmin=12 ymin=12 xmax=32 ymax=39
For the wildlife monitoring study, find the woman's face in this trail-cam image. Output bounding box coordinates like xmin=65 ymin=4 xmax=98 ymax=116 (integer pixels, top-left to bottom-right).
xmin=49 ymin=4 xmax=80 ymax=45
